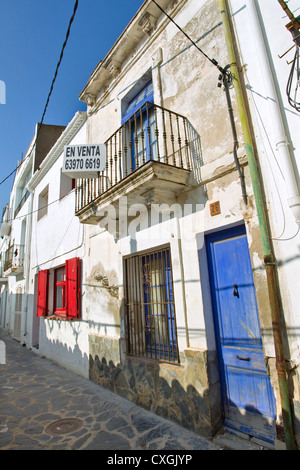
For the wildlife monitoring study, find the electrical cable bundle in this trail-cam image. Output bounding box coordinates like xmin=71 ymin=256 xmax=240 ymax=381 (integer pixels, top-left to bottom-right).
xmin=286 ymin=43 xmax=300 ymax=112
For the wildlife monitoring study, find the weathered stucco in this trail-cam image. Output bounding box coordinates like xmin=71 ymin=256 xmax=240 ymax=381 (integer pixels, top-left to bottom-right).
xmin=1 ymin=0 xmax=299 ymax=447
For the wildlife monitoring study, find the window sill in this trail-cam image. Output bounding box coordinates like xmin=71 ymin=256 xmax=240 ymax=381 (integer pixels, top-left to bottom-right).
xmin=126 ymin=353 xmax=180 ymax=367
xmin=47 ymin=314 xmax=79 ymax=321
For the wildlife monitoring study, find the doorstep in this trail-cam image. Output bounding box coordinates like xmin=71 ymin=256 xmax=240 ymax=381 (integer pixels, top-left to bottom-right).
xmin=212 ymin=428 xmax=276 ymax=450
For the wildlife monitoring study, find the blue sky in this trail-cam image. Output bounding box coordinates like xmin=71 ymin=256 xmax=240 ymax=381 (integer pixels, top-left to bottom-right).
xmin=0 ymin=0 xmax=144 ymax=212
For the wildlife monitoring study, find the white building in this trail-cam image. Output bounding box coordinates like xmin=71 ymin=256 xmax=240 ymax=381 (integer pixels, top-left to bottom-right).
xmin=0 ymin=123 xmax=65 ymax=342
xmin=224 ymin=0 xmax=300 ymax=448
xmin=26 ymin=111 xmax=87 ymax=376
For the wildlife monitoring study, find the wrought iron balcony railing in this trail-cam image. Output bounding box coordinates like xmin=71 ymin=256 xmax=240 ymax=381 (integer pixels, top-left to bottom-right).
xmin=3 ymin=244 xmax=25 ymax=273
xmin=75 ymin=103 xmax=192 ymax=213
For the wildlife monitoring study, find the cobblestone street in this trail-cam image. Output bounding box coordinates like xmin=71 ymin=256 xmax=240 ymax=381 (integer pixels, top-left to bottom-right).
xmin=0 ymin=329 xmax=220 ymax=451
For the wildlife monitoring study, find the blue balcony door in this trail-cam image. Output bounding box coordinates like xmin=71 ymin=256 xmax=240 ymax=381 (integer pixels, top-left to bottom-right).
xmin=205 ymin=225 xmax=276 ymax=443
xmin=122 ymin=81 xmax=157 ymax=170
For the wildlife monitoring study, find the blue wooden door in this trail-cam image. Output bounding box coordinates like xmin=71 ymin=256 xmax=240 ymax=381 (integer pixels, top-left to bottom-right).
xmin=122 ymin=81 xmax=157 ymax=170
xmin=205 ymin=225 xmax=276 ymax=442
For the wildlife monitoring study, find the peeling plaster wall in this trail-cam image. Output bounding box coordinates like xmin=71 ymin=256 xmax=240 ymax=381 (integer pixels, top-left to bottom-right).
xmin=78 ymin=0 xmax=270 ymax=436
xmin=19 ymin=0 xmax=298 ymax=439
xmin=87 ymin=0 xmax=239 ymax=164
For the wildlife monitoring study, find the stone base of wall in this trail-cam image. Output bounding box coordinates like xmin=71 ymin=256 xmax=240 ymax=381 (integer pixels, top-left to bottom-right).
xmin=89 ymin=334 xmax=222 ymax=437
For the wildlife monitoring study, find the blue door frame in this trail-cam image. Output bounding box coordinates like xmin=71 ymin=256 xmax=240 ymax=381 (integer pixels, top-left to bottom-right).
xmin=205 ymin=224 xmax=276 ymax=442
xmin=122 ymin=81 xmax=157 ymax=170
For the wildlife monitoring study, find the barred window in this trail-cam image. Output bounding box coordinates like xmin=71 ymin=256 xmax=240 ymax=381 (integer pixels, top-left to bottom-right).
xmin=124 ymin=246 xmax=179 ymax=363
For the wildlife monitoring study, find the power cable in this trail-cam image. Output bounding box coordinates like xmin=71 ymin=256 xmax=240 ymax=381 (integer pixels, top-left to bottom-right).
xmin=286 ymin=45 xmax=300 ymax=112
xmin=150 ymin=0 xmax=227 ymax=74
xmin=40 ymin=0 xmax=79 ymax=126
xmin=7 ymin=196 xmax=63 ymax=223
xmin=0 ymin=0 xmax=79 ymax=188
xmin=277 ymin=0 xmax=300 ymax=112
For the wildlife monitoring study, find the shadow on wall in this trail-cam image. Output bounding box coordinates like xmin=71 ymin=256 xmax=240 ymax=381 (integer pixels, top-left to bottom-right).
xmin=88 ymin=350 xmax=292 ymax=443
xmin=39 ymin=319 xmax=90 ymax=378
xmin=40 ymin=335 xmax=90 ymax=378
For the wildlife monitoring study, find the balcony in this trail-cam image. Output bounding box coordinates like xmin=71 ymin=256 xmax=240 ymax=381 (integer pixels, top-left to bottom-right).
xmin=0 ymin=206 xmax=12 ymax=237
xmin=3 ymin=244 xmax=25 ymax=276
xmin=75 ymin=103 xmax=194 ymax=226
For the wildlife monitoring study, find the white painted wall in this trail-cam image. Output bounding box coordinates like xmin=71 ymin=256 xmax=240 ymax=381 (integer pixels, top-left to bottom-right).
xmin=27 ymin=117 xmax=89 ymax=377
xmin=81 ymin=0 xmax=262 ymax=359
xmin=230 ymin=0 xmax=300 ymax=363
xmin=1 ymin=150 xmax=34 ymax=342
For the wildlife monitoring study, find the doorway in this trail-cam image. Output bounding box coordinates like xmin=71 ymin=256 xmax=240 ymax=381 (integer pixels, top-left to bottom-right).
xmin=205 ymin=224 xmax=276 ymax=442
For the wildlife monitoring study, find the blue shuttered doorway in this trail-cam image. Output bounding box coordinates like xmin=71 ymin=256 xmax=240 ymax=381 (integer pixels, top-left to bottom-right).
xmin=205 ymin=224 xmax=276 ymax=443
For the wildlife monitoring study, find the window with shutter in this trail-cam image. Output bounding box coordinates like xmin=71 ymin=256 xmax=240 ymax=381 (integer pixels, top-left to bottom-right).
xmin=37 ymin=269 xmax=49 ymax=317
xmin=15 ymin=286 xmax=23 ymax=313
xmin=37 ymin=259 xmax=81 ymax=319
xmin=65 ymin=257 xmax=80 ymax=319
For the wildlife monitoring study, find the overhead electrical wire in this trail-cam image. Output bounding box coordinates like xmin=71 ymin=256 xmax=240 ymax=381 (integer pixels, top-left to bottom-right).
xmin=277 ymin=0 xmax=300 ymax=112
xmin=150 ymin=0 xmax=227 ymax=74
xmin=40 ymin=0 xmax=79 ymax=126
xmin=0 ymin=0 xmax=79 ymax=187
xmin=4 ymin=196 xmax=63 ymax=223
xmin=286 ymin=45 xmax=300 ymax=112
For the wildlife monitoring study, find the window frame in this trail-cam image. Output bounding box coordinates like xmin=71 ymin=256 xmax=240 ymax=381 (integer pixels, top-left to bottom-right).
xmin=53 ymin=265 xmax=67 ymax=316
xmin=124 ymin=244 xmax=179 ymax=364
xmin=37 ymin=185 xmax=49 ymax=221
xmin=121 ymin=80 xmax=157 ymax=171
xmin=36 ymin=257 xmax=81 ymax=320
xmin=15 ymin=286 xmax=23 ymax=313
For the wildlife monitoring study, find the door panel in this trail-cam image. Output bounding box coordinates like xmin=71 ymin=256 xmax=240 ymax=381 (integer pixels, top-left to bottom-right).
xmin=205 ymin=225 xmax=276 ymax=442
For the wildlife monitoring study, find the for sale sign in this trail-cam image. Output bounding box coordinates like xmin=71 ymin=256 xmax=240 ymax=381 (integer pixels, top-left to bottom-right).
xmin=63 ymin=144 xmax=106 ymax=178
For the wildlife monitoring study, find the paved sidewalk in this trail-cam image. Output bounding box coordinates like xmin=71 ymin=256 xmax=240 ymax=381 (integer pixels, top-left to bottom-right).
xmin=0 ymin=328 xmax=220 ymax=451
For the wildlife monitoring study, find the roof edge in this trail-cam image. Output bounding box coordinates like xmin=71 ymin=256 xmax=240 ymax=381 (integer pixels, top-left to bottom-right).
xmin=28 ymin=111 xmax=87 ymax=191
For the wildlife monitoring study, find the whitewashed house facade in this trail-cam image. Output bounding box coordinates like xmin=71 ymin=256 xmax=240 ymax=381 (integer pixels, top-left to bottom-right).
xmin=26 ymin=111 xmax=88 ymax=376
xmin=72 ymin=0 xmax=300 ymax=447
xmin=0 ymin=123 xmax=66 ymax=343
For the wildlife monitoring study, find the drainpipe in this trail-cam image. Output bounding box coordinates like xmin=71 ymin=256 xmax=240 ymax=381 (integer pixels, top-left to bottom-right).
xmin=218 ymin=0 xmax=297 ymax=450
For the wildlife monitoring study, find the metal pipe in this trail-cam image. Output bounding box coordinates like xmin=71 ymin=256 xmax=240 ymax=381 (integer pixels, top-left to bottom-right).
xmin=219 ymin=65 xmax=248 ymax=204
xmin=219 ymin=0 xmax=296 ymax=450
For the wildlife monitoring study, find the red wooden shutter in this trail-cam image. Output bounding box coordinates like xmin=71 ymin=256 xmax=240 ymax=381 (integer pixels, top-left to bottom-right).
xmin=37 ymin=269 xmax=49 ymax=317
xmin=65 ymin=257 xmax=80 ymax=319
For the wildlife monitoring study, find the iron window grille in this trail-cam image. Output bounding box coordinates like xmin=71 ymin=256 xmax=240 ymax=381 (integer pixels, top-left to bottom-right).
xmin=124 ymin=246 xmax=179 ymax=363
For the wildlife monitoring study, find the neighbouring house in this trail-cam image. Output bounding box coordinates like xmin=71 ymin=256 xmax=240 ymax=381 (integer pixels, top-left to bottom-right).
xmin=26 ymin=112 xmax=87 ymax=375
xmin=0 ymin=123 xmax=65 ymax=343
